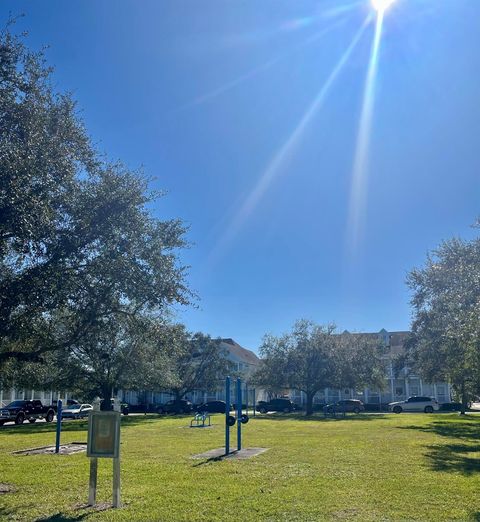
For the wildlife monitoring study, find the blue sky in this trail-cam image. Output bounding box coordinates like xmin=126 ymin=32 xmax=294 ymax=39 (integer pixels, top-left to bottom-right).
xmin=4 ymin=0 xmax=480 ymax=351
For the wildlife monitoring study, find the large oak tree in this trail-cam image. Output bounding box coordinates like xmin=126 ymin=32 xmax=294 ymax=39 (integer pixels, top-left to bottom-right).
xmin=407 ymin=232 xmax=480 ymax=414
xmin=253 ymin=320 xmax=386 ymax=416
xmin=0 ymin=26 xmax=192 ymax=401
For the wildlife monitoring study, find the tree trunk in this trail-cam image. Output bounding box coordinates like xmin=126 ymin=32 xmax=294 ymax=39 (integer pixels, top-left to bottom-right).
xmin=460 ymin=381 xmax=467 ymax=415
xmin=100 ymin=383 xmax=113 ymax=411
xmin=173 ymin=389 xmax=186 ymax=401
xmin=305 ymin=391 xmax=315 ymax=416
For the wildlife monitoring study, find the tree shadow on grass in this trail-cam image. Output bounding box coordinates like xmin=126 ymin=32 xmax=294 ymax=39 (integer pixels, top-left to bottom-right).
xmin=398 ymin=417 xmax=480 ymax=441
xmin=0 ymin=414 xmax=163 ymax=436
xmin=36 ymin=503 xmax=116 ymax=521
xmin=36 ymin=514 xmax=89 ymax=522
xmin=423 ymin=443 xmax=480 ymax=475
xmin=399 ymin=417 xmax=480 ymax=475
xmin=0 ymin=507 xmax=13 ymax=519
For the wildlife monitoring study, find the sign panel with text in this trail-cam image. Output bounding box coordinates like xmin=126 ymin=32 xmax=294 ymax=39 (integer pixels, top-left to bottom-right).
xmin=87 ymin=411 xmax=120 ymax=458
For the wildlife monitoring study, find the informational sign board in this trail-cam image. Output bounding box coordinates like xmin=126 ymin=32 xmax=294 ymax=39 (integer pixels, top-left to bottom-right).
xmin=87 ymin=411 xmax=121 ymax=458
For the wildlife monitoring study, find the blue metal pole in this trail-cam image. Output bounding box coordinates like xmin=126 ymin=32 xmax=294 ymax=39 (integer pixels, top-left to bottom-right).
xmin=55 ymin=399 xmax=62 ymax=454
xmin=225 ymin=377 xmax=230 ymax=455
xmin=253 ymin=388 xmax=256 ymax=417
xmin=237 ymin=378 xmax=242 ymax=451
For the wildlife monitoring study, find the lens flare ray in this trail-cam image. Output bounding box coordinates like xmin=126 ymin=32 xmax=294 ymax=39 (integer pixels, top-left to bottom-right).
xmin=346 ymin=11 xmax=385 ymax=254
xmin=210 ymin=18 xmax=371 ymax=264
xmin=181 ymin=20 xmax=346 ymax=110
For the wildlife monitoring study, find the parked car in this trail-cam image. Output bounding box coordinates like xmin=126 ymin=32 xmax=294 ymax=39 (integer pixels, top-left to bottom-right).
xmin=325 ymin=399 xmax=365 ymax=414
xmin=110 ymin=398 xmax=130 ymax=415
xmin=62 ymin=404 xmax=93 ymax=419
xmin=196 ymin=400 xmax=231 ymax=413
xmin=389 ymin=396 xmax=440 ymax=414
xmin=256 ymin=398 xmax=295 ymax=414
xmin=157 ymin=399 xmax=193 ymax=415
xmin=50 ymin=399 xmax=80 ymax=412
xmin=0 ymin=400 xmax=55 ymax=425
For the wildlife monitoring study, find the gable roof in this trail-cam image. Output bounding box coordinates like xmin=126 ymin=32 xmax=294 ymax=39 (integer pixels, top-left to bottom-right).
xmin=220 ymin=338 xmax=260 ymax=366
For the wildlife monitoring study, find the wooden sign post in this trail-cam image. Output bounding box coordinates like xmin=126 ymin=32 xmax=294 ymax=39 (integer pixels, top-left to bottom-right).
xmin=87 ymin=397 xmax=121 ymax=508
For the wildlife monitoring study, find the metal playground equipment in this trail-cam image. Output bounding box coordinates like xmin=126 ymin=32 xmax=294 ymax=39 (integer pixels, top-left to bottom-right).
xmin=190 ymin=411 xmax=211 ymax=428
xmin=225 ymin=376 xmax=249 ymax=455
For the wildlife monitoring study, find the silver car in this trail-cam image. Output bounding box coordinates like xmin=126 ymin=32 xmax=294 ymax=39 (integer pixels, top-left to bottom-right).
xmin=61 ymin=403 xmax=93 ymax=419
xmin=389 ymin=396 xmax=439 ymax=414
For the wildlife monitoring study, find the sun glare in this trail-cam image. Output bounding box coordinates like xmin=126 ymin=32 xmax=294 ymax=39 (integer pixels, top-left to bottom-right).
xmin=371 ymin=0 xmax=395 ymax=13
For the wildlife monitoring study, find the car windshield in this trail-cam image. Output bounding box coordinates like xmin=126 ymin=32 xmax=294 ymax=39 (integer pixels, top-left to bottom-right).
xmin=6 ymin=401 xmax=26 ymax=408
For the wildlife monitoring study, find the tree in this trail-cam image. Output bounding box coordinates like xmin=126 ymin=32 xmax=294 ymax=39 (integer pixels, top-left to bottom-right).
xmin=253 ymin=320 xmax=386 ymax=415
xmin=253 ymin=321 xmax=336 ymax=415
xmin=67 ymin=316 xmax=174 ymax=406
xmin=156 ymin=324 xmax=232 ymax=401
xmin=331 ymin=332 xmax=386 ymax=394
xmin=407 ymin=234 xmax=480 ymax=414
xmin=0 ymin=26 xmax=192 ymax=369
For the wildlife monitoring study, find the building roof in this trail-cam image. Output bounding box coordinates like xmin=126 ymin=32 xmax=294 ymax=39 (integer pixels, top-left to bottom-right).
xmin=220 ymin=338 xmax=260 ymax=366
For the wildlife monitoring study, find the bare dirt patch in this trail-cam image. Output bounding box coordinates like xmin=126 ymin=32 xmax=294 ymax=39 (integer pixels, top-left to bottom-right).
xmin=0 ymin=483 xmax=16 ymax=494
xmin=74 ymin=502 xmax=116 ymax=512
xmin=13 ymin=442 xmax=87 ymax=455
xmin=192 ymin=447 xmax=269 ymax=460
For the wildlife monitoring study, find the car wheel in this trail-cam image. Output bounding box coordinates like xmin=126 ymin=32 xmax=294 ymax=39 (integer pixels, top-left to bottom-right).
xmin=424 ymin=406 xmax=434 ymax=414
xmin=353 ymin=407 xmax=360 ymax=414
xmin=15 ymin=413 xmax=25 ymax=425
xmin=283 ymin=407 xmax=292 ymax=413
xmin=46 ymin=411 xmax=54 ymax=423
xmin=259 ymin=407 xmax=267 ymax=414
xmin=393 ymin=406 xmax=402 ymax=414
xmin=29 ymin=418 xmax=36 ymax=424
xmin=157 ymin=408 xmax=164 ymax=415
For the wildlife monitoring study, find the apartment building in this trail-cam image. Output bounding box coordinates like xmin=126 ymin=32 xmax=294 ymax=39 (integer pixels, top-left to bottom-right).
xmin=289 ymin=329 xmax=451 ymax=407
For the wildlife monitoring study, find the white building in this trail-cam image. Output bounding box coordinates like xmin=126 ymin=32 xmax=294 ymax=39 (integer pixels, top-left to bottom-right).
xmin=0 ymin=330 xmax=451 ymax=409
xmin=121 ymin=338 xmax=261 ymax=407
xmin=289 ymin=329 xmax=451 ymax=407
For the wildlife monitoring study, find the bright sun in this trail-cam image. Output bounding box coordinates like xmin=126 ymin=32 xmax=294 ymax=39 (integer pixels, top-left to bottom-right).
xmin=371 ymin=0 xmax=396 ymax=13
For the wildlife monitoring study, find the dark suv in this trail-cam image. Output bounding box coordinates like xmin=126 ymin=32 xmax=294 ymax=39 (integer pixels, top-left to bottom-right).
xmin=157 ymin=399 xmax=193 ymax=415
xmin=325 ymin=399 xmax=365 ymax=414
xmin=256 ymin=398 xmax=295 ymax=414
xmin=196 ymin=400 xmax=230 ymax=413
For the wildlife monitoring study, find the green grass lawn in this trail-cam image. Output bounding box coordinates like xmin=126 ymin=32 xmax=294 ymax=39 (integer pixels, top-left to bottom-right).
xmin=1 ymin=413 xmax=480 ymax=521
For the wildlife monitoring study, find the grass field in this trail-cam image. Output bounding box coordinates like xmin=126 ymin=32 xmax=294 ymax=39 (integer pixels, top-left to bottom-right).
xmin=1 ymin=412 xmax=480 ymax=521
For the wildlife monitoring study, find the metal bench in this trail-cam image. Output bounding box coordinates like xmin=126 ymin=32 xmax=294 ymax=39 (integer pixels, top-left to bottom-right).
xmin=190 ymin=412 xmax=211 ymax=428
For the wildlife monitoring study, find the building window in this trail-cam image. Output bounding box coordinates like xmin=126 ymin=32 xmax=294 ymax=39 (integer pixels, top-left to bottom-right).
xmin=395 ymin=387 xmax=404 ymax=396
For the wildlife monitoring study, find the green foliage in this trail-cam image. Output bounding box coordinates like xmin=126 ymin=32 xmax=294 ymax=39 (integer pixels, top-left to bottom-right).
xmin=0 ymin=26 xmax=192 ymax=367
xmin=155 ymin=324 xmax=232 ymax=399
xmin=407 ymin=234 xmax=480 ymax=413
xmin=253 ymin=320 xmax=386 ymax=415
